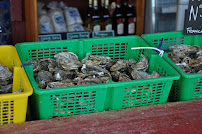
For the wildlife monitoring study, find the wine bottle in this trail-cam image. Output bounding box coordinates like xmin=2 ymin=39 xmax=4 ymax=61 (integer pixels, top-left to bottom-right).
xmin=90 ymin=0 xmax=101 ymax=31
xmin=112 ymin=0 xmax=124 ymax=36
xmin=124 ymin=0 xmax=136 ymax=35
xmin=85 ymin=0 xmax=93 ymax=30
xmin=101 ymin=0 xmax=112 ymax=30
xmin=101 ymin=0 xmax=105 ymax=14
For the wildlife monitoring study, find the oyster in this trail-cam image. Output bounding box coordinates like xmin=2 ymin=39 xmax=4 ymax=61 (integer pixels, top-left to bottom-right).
xmin=46 ymin=82 xmax=75 ymax=89
xmin=134 ymin=55 xmax=149 ymax=71
xmin=111 ymin=71 xmax=121 ymax=82
xmin=36 ymin=71 xmax=53 ymax=89
xmin=0 ymin=65 xmax=12 ymax=81
xmin=39 ymin=58 xmax=57 ymax=72
xmin=178 ymin=63 xmax=192 ymax=73
xmin=131 ymin=70 xmax=149 ymax=80
xmin=110 ymin=60 xmax=127 ymax=72
xmin=54 ymin=68 xmax=74 ymax=81
xmin=119 ymin=73 xmax=132 ymax=82
xmin=0 ymin=84 xmax=12 ymax=94
xmin=27 ymin=59 xmax=40 ymax=72
xmin=77 ymin=78 xmax=102 ymax=86
xmin=54 ymin=52 xmax=82 ymax=71
xmin=82 ymin=53 xmax=111 ymax=67
xmin=147 ymin=71 xmax=161 ymax=79
xmin=169 ymin=44 xmax=202 ymax=73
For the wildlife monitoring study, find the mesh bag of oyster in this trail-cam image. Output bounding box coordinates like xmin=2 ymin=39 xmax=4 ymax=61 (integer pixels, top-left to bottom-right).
xmin=0 ymin=45 xmax=33 ymax=126
xmin=15 ymin=36 xmax=180 ymax=119
xmin=142 ymin=31 xmax=202 ymax=101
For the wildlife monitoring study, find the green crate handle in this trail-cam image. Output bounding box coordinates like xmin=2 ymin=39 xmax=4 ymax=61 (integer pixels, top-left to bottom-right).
xmin=131 ymin=47 xmax=164 ymax=57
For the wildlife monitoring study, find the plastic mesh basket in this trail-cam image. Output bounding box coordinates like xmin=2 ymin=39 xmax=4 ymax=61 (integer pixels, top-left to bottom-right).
xmin=0 ymin=45 xmax=33 ymax=126
xmin=82 ymin=36 xmax=180 ymax=110
xmin=142 ymin=31 xmax=202 ymax=101
xmin=16 ymin=37 xmax=179 ymax=117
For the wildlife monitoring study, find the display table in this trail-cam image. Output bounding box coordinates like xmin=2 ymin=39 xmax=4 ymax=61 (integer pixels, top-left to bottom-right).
xmin=0 ymin=99 xmax=201 ymax=133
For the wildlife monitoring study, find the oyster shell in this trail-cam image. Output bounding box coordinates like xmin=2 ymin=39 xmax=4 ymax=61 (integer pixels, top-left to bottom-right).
xmin=178 ymin=63 xmax=192 ymax=73
xmin=134 ymin=55 xmax=149 ymax=71
xmin=119 ymin=73 xmax=132 ymax=82
xmin=39 ymin=58 xmax=57 ymax=72
xmin=82 ymin=53 xmax=111 ymax=67
xmin=110 ymin=60 xmax=127 ymax=72
xmin=54 ymin=68 xmax=74 ymax=81
xmin=147 ymin=71 xmax=161 ymax=79
xmin=0 ymin=84 xmax=12 ymax=94
xmin=27 ymin=59 xmax=40 ymax=73
xmin=54 ymin=52 xmax=82 ymax=71
xmin=0 ymin=65 xmax=12 ymax=81
xmin=111 ymin=71 xmax=121 ymax=82
xmin=36 ymin=71 xmax=53 ymax=89
xmin=46 ymin=82 xmax=75 ymax=89
xmin=77 ymin=78 xmax=102 ymax=86
xmin=131 ymin=70 xmax=149 ymax=80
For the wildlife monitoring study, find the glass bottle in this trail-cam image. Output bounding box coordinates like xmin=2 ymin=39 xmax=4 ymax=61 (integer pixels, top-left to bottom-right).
xmin=112 ymin=0 xmax=124 ymax=36
xmin=101 ymin=0 xmax=112 ymax=30
xmin=90 ymin=0 xmax=101 ymax=31
xmin=85 ymin=0 xmax=93 ymax=30
xmin=124 ymin=0 xmax=136 ymax=35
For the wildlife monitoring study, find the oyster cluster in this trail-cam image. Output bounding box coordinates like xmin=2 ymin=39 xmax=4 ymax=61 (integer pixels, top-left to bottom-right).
xmin=29 ymin=52 xmax=161 ymax=89
xmin=168 ymin=44 xmax=202 ymax=73
xmin=0 ymin=62 xmax=22 ymax=94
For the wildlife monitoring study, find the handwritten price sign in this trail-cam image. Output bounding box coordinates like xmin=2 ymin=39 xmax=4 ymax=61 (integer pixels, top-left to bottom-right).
xmin=184 ymin=0 xmax=202 ymax=35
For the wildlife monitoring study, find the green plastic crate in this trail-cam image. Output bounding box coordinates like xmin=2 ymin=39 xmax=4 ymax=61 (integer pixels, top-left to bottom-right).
xmin=82 ymin=36 xmax=179 ymax=110
xmin=142 ymin=31 xmax=202 ymax=101
xmin=16 ymin=36 xmax=180 ymax=118
xmin=15 ymin=40 xmax=108 ymax=120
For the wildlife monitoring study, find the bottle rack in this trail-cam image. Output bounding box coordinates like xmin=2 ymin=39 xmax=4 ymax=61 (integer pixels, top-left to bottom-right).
xmin=25 ymin=0 xmax=145 ymax=42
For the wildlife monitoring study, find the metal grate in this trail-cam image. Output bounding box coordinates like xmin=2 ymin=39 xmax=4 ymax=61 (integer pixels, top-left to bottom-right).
xmin=28 ymin=47 xmax=68 ymax=59
xmin=0 ymin=101 xmax=14 ymax=126
xmin=122 ymin=83 xmax=166 ymax=108
xmin=193 ymin=79 xmax=202 ymax=99
xmin=91 ymin=43 xmax=128 ymax=60
xmin=50 ymin=91 xmax=97 ymax=117
xmin=152 ymin=37 xmax=184 ymax=51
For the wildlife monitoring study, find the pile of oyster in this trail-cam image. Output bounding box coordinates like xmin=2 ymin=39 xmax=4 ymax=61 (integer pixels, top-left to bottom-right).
xmin=0 ymin=62 xmax=22 ymax=94
xmin=28 ymin=52 xmax=161 ymax=89
xmin=168 ymin=44 xmax=202 ymax=74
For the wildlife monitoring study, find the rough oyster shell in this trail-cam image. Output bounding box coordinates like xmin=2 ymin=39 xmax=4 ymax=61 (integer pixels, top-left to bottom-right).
xmin=36 ymin=71 xmax=53 ymax=89
xmin=54 ymin=52 xmax=82 ymax=71
xmin=0 ymin=65 xmax=12 ymax=81
xmin=147 ymin=71 xmax=161 ymax=79
xmin=54 ymin=68 xmax=74 ymax=81
xmin=46 ymin=82 xmax=75 ymax=89
xmin=39 ymin=58 xmax=57 ymax=72
xmin=119 ymin=73 xmax=132 ymax=82
xmin=110 ymin=60 xmax=127 ymax=72
xmin=27 ymin=59 xmax=40 ymax=72
xmin=134 ymin=55 xmax=149 ymax=71
xmin=131 ymin=70 xmax=149 ymax=80
xmin=0 ymin=84 xmax=12 ymax=94
xmin=77 ymin=78 xmax=102 ymax=86
xmin=82 ymin=53 xmax=111 ymax=67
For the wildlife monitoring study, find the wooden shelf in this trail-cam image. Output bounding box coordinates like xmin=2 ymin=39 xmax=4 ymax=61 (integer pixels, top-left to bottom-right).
xmin=24 ymin=0 xmax=145 ymax=42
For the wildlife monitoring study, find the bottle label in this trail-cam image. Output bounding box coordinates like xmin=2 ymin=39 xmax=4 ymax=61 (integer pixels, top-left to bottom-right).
xmin=105 ymin=19 xmax=112 ymax=30
xmin=117 ymin=18 xmax=124 ymax=35
xmin=128 ymin=17 xmax=135 ymax=34
xmin=41 ymin=23 xmax=51 ymax=33
xmin=106 ymin=24 xmax=112 ymax=30
xmin=93 ymin=20 xmax=101 ymax=31
xmin=94 ymin=25 xmax=101 ymax=31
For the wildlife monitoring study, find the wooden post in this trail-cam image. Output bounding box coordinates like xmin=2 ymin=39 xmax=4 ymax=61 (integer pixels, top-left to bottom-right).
xmin=136 ymin=0 xmax=145 ymax=36
xmin=24 ymin=0 xmax=38 ymax=42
